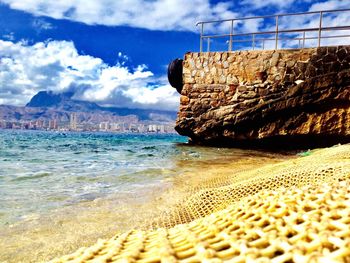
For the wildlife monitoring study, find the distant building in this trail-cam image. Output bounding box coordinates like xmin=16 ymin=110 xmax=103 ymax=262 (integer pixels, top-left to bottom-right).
xmin=54 ymin=119 xmax=58 ymax=129
xmin=129 ymin=123 xmax=138 ymax=132
xmin=148 ymin=124 xmax=157 ymax=132
xmin=70 ymin=113 xmax=77 ymax=130
xmin=159 ymin=125 xmax=165 ymax=133
xmin=49 ymin=119 xmax=58 ymax=130
xmin=138 ymin=124 xmax=145 ymax=133
xmin=36 ymin=119 xmax=44 ymax=129
xmin=29 ymin=121 xmax=37 ymax=129
xmin=99 ymin=122 xmax=109 ymax=131
xmin=119 ymin=123 xmax=125 ymax=132
xmin=109 ymin=123 xmax=118 ymax=131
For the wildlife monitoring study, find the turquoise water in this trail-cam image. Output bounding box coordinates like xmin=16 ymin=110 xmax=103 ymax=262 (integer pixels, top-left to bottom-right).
xmin=0 ymin=130 xmax=188 ymax=225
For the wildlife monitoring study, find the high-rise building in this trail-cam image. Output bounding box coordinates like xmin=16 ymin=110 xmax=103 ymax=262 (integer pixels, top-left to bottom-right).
xmin=99 ymin=122 xmax=109 ymax=131
xmin=159 ymin=125 xmax=165 ymax=133
xmin=49 ymin=119 xmax=58 ymax=130
xmin=148 ymin=124 xmax=157 ymax=132
xmin=36 ymin=119 xmax=44 ymax=129
xmin=53 ymin=119 xmax=58 ymax=130
xmin=70 ymin=113 xmax=77 ymax=130
xmin=119 ymin=123 xmax=125 ymax=132
xmin=138 ymin=124 xmax=145 ymax=133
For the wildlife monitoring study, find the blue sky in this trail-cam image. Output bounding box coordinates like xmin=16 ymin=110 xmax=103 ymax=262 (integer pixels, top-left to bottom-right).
xmin=0 ymin=0 xmax=348 ymax=110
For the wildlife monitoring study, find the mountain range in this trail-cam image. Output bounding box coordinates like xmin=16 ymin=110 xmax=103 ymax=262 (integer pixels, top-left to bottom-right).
xmin=0 ymin=91 xmax=177 ymax=123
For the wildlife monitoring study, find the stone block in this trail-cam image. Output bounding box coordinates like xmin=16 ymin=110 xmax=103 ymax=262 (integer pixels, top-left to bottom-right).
xmin=227 ymin=75 xmax=239 ymax=85
xmin=270 ymin=52 xmax=280 ymax=67
xmin=215 ymin=52 xmax=221 ymax=61
xmin=323 ymin=53 xmax=337 ymax=63
xmin=188 ymin=58 xmax=196 ymax=70
xmin=184 ymin=76 xmax=195 ymax=84
xmin=211 ymin=93 xmax=219 ymax=99
xmin=337 ymin=48 xmax=348 ymax=62
xmin=210 ymin=100 xmax=219 ymax=108
xmin=210 ymin=67 xmax=217 ymax=76
xmin=228 ymin=55 xmax=235 ymax=63
xmin=180 ymin=96 xmax=190 ymax=104
xmin=195 ymin=58 xmax=202 ymax=68
xmin=219 ymin=74 xmax=226 ymax=84
xmin=215 ymin=62 xmax=223 ymax=69
xmin=223 ymin=61 xmax=229 ymax=69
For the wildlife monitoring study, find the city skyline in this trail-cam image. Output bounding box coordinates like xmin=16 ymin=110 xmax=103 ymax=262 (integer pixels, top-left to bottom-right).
xmin=0 ymin=88 xmax=177 ymax=133
xmin=0 ymin=113 xmax=176 ymax=134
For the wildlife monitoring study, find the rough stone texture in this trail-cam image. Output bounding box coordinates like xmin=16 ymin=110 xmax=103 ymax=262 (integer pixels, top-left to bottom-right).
xmin=176 ymin=47 xmax=350 ymax=147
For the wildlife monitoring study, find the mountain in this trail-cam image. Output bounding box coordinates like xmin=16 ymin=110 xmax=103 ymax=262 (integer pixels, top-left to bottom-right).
xmin=1 ymin=91 xmax=177 ymax=123
xmin=26 ymin=91 xmax=176 ymax=121
xmin=26 ymin=91 xmax=75 ymax=107
xmin=26 ymin=91 xmax=106 ymax=112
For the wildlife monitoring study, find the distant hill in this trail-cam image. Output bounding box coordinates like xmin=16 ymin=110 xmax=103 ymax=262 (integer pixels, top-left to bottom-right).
xmin=1 ymin=91 xmax=177 ymax=122
xmin=26 ymin=91 xmax=105 ymax=112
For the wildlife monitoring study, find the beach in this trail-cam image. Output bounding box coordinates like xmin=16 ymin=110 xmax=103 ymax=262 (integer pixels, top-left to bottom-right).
xmin=1 ymin=2 xmax=350 ymax=262
xmin=50 ymin=143 xmax=350 ymax=262
xmin=0 ymin=130 xmax=290 ymax=262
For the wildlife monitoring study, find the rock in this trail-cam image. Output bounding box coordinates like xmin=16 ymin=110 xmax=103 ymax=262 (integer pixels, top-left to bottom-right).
xmin=174 ymin=47 xmax=350 ymax=147
xmin=256 ymin=71 xmax=267 ymax=82
xmin=219 ymin=75 xmax=226 ymax=84
xmin=270 ymin=52 xmax=280 ymax=67
xmin=180 ymin=96 xmax=190 ymax=105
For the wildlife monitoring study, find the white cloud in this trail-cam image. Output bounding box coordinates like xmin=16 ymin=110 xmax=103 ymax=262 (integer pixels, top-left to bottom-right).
xmin=2 ymin=32 xmax=15 ymax=41
xmin=2 ymin=0 xmax=347 ymax=35
xmin=0 ymin=39 xmax=179 ymax=110
xmin=240 ymin=0 xmax=297 ymax=9
xmin=308 ymin=0 xmax=350 ymax=11
xmin=1 ymin=0 xmax=238 ymax=32
xmin=32 ymin=19 xmax=54 ymax=32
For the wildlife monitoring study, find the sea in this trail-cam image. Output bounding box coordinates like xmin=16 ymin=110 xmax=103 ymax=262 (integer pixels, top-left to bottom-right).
xmin=0 ymin=129 xmax=292 ymax=262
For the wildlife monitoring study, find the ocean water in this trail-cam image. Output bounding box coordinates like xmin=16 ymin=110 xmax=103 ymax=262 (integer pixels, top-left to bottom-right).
xmin=0 ymin=129 xmax=292 ymax=262
xmin=0 ymin=130 xmax=189 ymax=225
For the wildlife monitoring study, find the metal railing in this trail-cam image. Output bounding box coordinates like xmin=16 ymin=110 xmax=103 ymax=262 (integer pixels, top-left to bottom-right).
xmin=196 ymin=8 xmax=350 ymax=52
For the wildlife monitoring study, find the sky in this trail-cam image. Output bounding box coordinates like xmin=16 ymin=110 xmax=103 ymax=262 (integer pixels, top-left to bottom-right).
xmin=0 ymin=0 xmax=349 ymax=111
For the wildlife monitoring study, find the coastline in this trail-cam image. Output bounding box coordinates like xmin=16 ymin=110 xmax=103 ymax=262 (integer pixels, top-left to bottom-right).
xmin=50 ymin=143 xmax=350 ymax=262
xmin=0 ymin=144 xmax=291 ymax=262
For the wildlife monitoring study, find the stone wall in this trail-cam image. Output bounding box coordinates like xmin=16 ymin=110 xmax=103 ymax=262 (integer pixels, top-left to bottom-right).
xmin=175 ymin=46 xmax=350 ymax=147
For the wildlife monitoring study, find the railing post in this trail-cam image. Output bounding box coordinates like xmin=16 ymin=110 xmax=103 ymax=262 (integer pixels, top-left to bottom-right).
xmin=252 ymin=34 xmax=255 ymax=50
xmin=199 ymin=23 xmax=203 ymax=53
xmin=275 ymin=15 xmax=279 ymax=50
xmin=207 ymin=38 xmax=210 ymax=52
xmin=303 ymin=31 xmax=305 ymax=48
xmin=318 ymin=11 xmax=323 ymax=47
xmin=229 ymin=20 xmax=233 ymax=51
xmin=262 ymin=39 xmax=265 ymax=50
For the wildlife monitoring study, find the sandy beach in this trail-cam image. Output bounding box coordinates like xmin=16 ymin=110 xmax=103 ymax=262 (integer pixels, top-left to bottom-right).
xmin=48 ymin=144 xmax=350 ymax=262
xmin=0 ymin=142 xmax=290 ymax=262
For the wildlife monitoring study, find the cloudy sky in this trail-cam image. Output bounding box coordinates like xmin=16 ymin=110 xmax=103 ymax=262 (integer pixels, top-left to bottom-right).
xmin=0 ymin=0 xmax=349 ymax=110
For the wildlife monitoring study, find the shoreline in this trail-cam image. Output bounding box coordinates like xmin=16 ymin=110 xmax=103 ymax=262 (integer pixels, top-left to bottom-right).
xmin=49 ymin=143 xmax=350 ymax=262
xmin=0 ymin=147 xmax=290 ymax=262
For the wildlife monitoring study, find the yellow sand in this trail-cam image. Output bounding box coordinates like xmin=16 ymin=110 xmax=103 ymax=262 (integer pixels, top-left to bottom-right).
xmin=50 ymin=144 xmax=350 ymax=262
